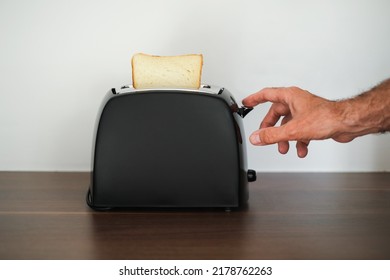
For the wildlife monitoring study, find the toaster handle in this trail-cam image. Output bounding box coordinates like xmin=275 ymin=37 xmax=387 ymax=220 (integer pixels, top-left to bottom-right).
xmin=238 ymin=106 xmax=253 ymax=118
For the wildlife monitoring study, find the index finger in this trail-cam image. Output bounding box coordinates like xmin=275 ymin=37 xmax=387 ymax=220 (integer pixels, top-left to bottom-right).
xmin=242 ymin=87 xmax=292 ymax=107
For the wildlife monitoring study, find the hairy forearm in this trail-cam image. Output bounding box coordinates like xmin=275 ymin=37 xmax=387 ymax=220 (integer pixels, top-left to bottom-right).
xmin=335 ymin=79 xmax=390 ymax=141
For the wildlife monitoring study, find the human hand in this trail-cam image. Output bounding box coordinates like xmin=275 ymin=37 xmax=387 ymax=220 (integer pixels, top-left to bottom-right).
xmin=242 ymin=87 xmax=345 ymax=158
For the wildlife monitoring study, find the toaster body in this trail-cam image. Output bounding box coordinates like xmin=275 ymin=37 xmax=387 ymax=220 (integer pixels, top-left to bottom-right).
xmin=87 ymin=85 xmax=256 ymax=210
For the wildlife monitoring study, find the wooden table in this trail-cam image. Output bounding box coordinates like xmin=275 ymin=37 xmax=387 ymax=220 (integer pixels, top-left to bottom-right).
xmin=0 ymin=172 xmax=389 ymax=259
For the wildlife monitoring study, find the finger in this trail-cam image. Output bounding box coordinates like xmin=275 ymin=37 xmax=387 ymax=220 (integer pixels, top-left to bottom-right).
xmin=278 ymin=115 xmax=292 ymax=154
xmin=296 ymin=140 xmax=310 ymax=158
xmin=278 ymin=140 xmax=290 ymax=154
xmin=260 ymin=103 xmax=291 ymax=129
xmin=249 ymin=126 xmax=290 ymax=145
xmin=242 ymin=87 xmax=293 ymax=107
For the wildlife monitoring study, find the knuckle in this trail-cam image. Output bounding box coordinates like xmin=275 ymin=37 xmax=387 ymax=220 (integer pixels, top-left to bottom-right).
xmin=285 ymin=126 xmax=298 ymax=140
xmin=260 ymin=130 xmax=273 ymax=144
xmin=288 ymin=86 xmax=302 ymax=92
xmin=289 ymin=86 xmax=300 ymax=91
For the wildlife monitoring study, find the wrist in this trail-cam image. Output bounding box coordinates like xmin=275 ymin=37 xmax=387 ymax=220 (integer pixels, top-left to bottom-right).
xmin=336 ymin=94 xmax=385 ymax=137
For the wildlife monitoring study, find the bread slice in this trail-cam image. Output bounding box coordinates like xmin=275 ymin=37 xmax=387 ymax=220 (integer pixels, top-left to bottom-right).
xmin=132 ymin=53 xmax=203 ymax=89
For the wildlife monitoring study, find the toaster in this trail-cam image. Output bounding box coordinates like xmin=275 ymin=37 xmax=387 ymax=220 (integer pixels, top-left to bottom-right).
xmin=86 ymin=84 xmax=256 ymax=210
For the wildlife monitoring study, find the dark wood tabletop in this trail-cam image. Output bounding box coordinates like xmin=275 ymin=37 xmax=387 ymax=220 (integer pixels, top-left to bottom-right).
xmin=0 ymin=172 xmax=389 ymax=260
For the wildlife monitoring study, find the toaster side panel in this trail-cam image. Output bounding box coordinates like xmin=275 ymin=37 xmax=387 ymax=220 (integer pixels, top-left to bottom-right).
xmin=91 ymin=92 xmax=240 ymax=208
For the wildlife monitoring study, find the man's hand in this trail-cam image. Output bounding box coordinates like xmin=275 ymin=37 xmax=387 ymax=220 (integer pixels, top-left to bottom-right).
xmin=243 ymin=87 xmax=342 ymax=157
xmin=242 ymin=82 xmax=390 ymax=158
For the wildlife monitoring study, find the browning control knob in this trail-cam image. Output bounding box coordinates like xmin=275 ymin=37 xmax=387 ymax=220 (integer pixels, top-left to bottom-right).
xmin=247 ymin=169 xmax=257 ymax=182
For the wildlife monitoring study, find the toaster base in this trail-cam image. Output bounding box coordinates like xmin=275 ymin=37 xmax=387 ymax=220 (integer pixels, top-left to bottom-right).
xmin=86 ymin=188 xmax=246 ymax=211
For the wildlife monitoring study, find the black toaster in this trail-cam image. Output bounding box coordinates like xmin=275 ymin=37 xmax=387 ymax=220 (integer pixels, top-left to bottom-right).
xmin=86 ymin=85 xmax=256 ymax=210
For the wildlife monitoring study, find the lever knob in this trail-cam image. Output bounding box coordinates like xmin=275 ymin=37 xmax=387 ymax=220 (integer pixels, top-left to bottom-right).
xmin=247 ymin=169 xmax=257 ymax=182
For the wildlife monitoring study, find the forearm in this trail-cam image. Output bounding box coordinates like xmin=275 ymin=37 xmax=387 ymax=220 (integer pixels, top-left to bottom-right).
xmin=335 ymin=79 xmax=390 ymax=140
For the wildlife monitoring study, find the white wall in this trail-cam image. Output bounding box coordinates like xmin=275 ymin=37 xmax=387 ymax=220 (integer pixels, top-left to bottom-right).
xmin=0 ymin=0 xmax=389 ymax=171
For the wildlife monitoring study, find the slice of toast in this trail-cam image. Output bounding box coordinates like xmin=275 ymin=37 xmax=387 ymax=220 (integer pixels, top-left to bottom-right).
xmin=132 ymin=53 xmax=203 ymax=89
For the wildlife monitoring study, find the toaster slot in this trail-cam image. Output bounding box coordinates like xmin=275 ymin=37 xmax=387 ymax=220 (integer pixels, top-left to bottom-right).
xmin=116 ymin=84 xmax=223 ymax=95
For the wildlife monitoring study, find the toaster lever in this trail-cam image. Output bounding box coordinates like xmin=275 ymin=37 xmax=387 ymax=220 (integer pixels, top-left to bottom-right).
xmin=238 ymin=107 xmax=253 ymax=118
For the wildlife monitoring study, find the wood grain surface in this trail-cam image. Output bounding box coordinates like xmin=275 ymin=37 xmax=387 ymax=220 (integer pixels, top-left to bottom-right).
xmin=0 ymin=172 xmax=389 ymax=259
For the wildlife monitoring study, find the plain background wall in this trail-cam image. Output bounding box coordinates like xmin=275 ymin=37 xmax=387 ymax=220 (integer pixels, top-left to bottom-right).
xmin=0 ymin=0 xmax=389 ymax=172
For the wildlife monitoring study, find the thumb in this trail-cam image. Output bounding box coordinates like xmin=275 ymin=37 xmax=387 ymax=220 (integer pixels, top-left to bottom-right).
xmin=249 ymin=127 xmax=289 ymax=145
